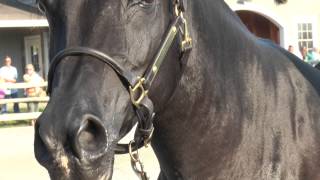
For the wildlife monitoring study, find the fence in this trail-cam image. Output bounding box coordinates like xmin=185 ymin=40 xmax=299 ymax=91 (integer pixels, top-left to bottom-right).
xmin=0 ymin=82 xmax=49 ymax=121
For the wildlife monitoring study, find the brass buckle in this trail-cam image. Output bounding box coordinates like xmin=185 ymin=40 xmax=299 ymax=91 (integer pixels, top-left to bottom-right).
xmin=174 ymin=1 xmax=192 ymax=52
xmin=174 ymin=1 xmax=180 ymax=17
xmin=181 ymin=17 xmax=192 ymax=52
xmin=129 ymin=77 xmax=148 ymax=108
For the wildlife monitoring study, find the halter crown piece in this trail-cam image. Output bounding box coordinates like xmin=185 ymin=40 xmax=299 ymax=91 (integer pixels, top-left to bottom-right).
xmin=46 ymin=0 xmax=192 ymax=154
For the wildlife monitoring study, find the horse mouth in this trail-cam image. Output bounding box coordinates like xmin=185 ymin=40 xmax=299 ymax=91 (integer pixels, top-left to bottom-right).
xmin=35 ymin=140 xmax=114 ymax=180
xmin=48 ymin=170 xmax=113 ymax=180
xmin=45 ymin=156 xmax=114 ymax=180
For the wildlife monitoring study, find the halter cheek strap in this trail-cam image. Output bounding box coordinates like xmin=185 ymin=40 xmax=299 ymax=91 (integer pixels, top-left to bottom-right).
xmin=46 ymin=0 xmax=192 ymax=154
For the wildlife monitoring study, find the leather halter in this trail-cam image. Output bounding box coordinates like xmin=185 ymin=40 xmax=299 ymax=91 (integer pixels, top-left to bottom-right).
xmin=46 ymin=0 xmax=192 ymax=154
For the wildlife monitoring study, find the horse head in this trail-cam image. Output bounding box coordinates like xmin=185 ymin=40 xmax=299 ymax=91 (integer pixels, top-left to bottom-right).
xmin=34 ymin=0 xmax=189 ymax=179
xmin=35 ymin=0 xmax=320 ymax=179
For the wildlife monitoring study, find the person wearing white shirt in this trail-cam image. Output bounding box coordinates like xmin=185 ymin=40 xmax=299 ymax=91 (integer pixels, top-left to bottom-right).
xmin=0 ymin=56 xmax=20 ymax=113
xmin=23 ymin=64 xmax=44 ymax=112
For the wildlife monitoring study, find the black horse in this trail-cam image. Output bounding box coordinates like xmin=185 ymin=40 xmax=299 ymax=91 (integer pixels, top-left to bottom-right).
xmin=35 ymin=0 xmax=320 ymax=179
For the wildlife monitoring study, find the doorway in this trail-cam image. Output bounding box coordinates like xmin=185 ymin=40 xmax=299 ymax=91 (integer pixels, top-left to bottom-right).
xmin=24 ymin=35 xmax=43 ymax=76
xmin=236 ymin=10 xmax=280 ymax=44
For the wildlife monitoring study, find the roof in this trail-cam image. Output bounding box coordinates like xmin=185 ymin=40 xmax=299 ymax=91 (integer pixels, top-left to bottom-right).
xmin=0 ymin=0 xmax=41 ymax=15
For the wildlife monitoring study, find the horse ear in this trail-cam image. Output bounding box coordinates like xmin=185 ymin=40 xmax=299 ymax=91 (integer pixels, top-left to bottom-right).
xmin=274 ymin=0 xmax=287 ymax=4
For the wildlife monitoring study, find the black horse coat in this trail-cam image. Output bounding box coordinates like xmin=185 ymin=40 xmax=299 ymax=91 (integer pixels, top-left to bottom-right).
xmin=152 ymin=1 xmax=320 ymax=180
xmin=34 ymin=0 xmax=320 ymax=179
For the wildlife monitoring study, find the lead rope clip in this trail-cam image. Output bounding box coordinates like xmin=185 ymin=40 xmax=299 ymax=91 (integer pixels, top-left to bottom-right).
xmin=174 ymin=0 xmax=192 ymax=52
xmin=129 ymin=140 xmax=149 ymax=180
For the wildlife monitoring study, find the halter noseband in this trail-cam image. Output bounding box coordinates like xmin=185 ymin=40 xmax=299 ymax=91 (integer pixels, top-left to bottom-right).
xmin=46 ymin=0 xmax=192 ymax=154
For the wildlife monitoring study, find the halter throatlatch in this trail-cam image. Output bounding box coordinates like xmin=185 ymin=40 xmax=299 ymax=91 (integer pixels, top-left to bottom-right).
xmin=46 ymin=0 xmax=192 ymax=157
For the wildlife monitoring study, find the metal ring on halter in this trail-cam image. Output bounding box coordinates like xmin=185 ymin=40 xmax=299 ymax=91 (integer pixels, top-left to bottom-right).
xmin=129 ymin=140 xmax=140 ymax=162
xmin=129 ymin=78 xmax=148 ymax=108
xmin=143 ymin=126 xmax=154 ymax=147
xmin=173 ymin=1 xmax=192 ymax=53
xmin=174 ymin=4 xmax=180 ymax=17
xmin=180 ymin=18 xmax=192 ymax=52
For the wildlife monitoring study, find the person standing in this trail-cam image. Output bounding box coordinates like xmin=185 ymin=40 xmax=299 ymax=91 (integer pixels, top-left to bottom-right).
xmin=0 ymin=56 xmax=20 ymax=113
xmin=306 ymin=47 xmax=320 ymax=66
xmin=23 ymin=64 xmax=44 ymax=112
xmin=288 ymin=45 xmax=294 ymax=53
xmin=288 ymin=45 xmax=302 ymax=59
xmin=300 ymin=46 xmax=309 ymax=62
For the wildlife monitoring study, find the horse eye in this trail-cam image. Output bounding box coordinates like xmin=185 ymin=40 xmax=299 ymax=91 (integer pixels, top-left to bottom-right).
xmin=140 ymin=0 xmax=155 ymax=7
xmin=142 ymin=0 xmax=154 ymax=3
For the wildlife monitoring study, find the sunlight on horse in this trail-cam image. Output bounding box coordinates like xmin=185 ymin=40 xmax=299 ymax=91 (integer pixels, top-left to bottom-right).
xmin=34 ymin=0 xmax=320 ymax=180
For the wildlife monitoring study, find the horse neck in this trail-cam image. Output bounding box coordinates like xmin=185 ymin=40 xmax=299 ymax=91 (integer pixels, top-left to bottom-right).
xmin=152 ymin=0 xmax=257 ymax=171
xmin=188 ymin=0 xmax=254 ymax=59
xmin=155 ymin=0 xmax=256 ymax=125
xmin=179 ymin=0 xmax=255 ymax=99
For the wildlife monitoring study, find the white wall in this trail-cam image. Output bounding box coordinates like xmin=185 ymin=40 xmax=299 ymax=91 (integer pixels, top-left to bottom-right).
xmin=225 ymin=0 xmax=320 ymax=51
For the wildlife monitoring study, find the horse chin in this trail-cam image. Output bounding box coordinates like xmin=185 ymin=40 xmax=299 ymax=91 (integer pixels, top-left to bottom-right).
xmin=48 ymin=169 xmax=113 ymax=180
xmin=46 ymin=162 xmax=114 ymax=180
xmin=42 ymin=151 xmax=114 ymax=180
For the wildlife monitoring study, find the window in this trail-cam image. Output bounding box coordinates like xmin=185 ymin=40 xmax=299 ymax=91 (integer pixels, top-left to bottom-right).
xmin=298 ymin=23 xmax=314 ymax=51
xmin=17 ymin=0 xmax=38 ymax=7
xmin=17 ymin=0 xmax=37 ymax=6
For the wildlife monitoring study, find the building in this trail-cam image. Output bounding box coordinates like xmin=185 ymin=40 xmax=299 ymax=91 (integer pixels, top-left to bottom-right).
xmin=225 ymin=0 xmax=320 ymax=54
xmin=1 ymin=0 xmax=319 ymax=79
xmin=0 ymin=0 xmax=49 ymax=81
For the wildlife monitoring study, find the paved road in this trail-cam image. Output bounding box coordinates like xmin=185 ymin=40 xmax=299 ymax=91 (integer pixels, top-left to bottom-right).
xmin=0 ymin=126 xmax=160 ymax=180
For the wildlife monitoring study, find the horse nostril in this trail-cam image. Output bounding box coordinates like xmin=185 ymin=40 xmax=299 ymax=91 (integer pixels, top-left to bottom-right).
xmin=73 ymin=115 xmax=108 ymax=159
